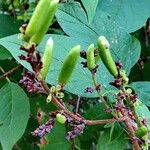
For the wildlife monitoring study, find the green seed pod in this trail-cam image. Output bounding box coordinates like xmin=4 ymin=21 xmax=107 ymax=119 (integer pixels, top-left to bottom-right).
xmin=18 ymin=34 xmax=30 ymax=42
xmin=87 ymin=44 xmax=96 ymax=70
xmin=97 ymin=36 xmax=118 ymax=77
xmin=56 ymin=113 xmax=66 ymax=124
xmin=135 ymin=125 xmax=148 ymax=138
xmin=25 ymin=0 xmax=51 ymax=37
xmin=40 ymin=37 xmax=53 ymax=79
xmin=58 ymin=45 xmax=80 ymax=85
xmin=30 ymin=0 xmax=59 ymax=44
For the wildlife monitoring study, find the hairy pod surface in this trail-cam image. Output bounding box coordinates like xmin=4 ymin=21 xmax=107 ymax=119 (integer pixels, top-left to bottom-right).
xmin=25 ymin=0 xmax=51 ymax=37
xmin=87 ymin=44 xmax=96 ymax=70
xmin=30 ymin=0 xmax=59 ymax=44
xmin=58 ymin=45 xmax=80 ymax=85
xmin=40 ymin=38 xmax=53 ymax=79
xmin=97 ymin=36 xmax=118 ymax=77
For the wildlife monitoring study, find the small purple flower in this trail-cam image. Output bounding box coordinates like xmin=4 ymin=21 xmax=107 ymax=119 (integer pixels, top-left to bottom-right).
xmin=128 ymin=94 xmax=137 ymax=103
xmin=115 ymin=61 xmax=122 ymax=71
xmin=113 ymin=102 xmax=125 ymax=112
xmin=110 ymin=77 xmax=122 ymax=88
xmin=84 ymin=87 xmax=95 ymax=93
xmin=80 ymin=50 xmax=87 ymax=59
xmin=66 ymin=123 xmax=85 ymax=140
xmin=117 ymin=93 xmax=126 ymax=100
xmin=141 ymin=118 xmax=147 ymax=126
xmin=20 ymin=71 xmax=46 ymax=93
xmin=32 ymin=119 xmax=55 ymax=137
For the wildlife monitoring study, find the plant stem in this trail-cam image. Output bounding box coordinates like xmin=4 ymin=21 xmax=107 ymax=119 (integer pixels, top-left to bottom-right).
xmin=92 ymin=73 xmax=109 ymax=108
xmin=0 ymin=64 xmax=22 ymax=81
xmin=40 ymin=80 xmax=126 ymax=125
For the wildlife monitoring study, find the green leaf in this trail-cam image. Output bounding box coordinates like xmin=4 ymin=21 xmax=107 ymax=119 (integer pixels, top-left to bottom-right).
xmin=79 ymin=104 xmax=112 ymax=150
xmin=96 ymin=128 xmax=128 ymax=150
xmin=0 ymin=46 xmax=12 ymax=60
xmin=0 ymin=14 xmax=22 ymax=38
xmin=98 ymin=0 xmax=150 ymax=33
xmin=129 ymin=82 xmax=150 ymax=106
xmin=0 ymin=82 xmax=30 ymax=150
xmin=56 ymin=2 xmax=141 ymax=74
xmin=0 ymin=35 xmax=32 ymax=71
xmin=135 ymin=100 xmax=150 ymax=129
xmin=40 ymin=122 xmax=70 ymax=150
xmin=81 ymin=0 xmax=98 ymax=23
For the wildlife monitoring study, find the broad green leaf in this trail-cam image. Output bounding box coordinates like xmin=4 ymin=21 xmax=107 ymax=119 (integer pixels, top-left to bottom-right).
xmin=56 ymin=2 xmax=141 ymax=74
xmin=40 ymin=122 xmax=70 ymax=150
xmin=79 ymin=104 xmax=112 ymax=150
xmin=98 ymin=0 xmax=150 ymax=33
xmin=0 ymin=82 xmax=30 ymax=150
xmin=135 ymin=100 xmax=150 ymax=129
xmin=81 ymin=0 xmax=98 ymax=23
xmin=0 ymin=46 xmax=12 ymax=60
xmin=96 ymin=128 xmax=128 ymax=150
xmin=0 ymin=35 xmax=32 ymax=70
xmin=0 ymin=14 xmax=22 ymax=38
xmin=129 ymin=82 xmax=150 ymax=106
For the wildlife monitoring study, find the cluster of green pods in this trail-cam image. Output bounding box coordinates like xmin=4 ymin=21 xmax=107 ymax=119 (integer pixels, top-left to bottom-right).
xmin=20 ymin=0 xmax=59 ymax=44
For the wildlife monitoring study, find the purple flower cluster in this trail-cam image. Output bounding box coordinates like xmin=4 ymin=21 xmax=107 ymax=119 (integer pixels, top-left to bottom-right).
xmin=19 ymin=71 xmax=46 ymax=93
xmin=18 ymin=24 xmax=45 ymax=93
xmin=32 ymin=119 xmax=55 ymax=137
xmin=19 ymin=44 xmax=43 ymax=73
xmin=115 ymin=61 xmax=122 ymax=71
xmin=84 ymin=87 xmax=95 ymax=93
xmin=129 ymin=94 xmax=137 ymax=103
xmin=66 ymin=122 xmax=85 ymax=140
xmin=110 ymin=77 xmax=122 ymax=88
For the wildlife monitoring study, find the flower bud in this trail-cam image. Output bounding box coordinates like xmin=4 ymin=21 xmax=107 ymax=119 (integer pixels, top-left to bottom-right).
xmin=97 ymin=36 xmax=118 ymax=77
xmin=55 ymin=84 xmax=62 ymax=92
xmin=50 ymin=86 xmax=56 ymax=93
xmin=120 ymin=70 xmax=129 ymax=84
xmin=126 ymin=88 xmax=132 ymax=94
xmin=58 ymin=45 xmax=80 ymax=85
xmin=46 ymin=94 xmax=52 ymax=103
xmin=56 ymin=92 xmax=64 ymax=99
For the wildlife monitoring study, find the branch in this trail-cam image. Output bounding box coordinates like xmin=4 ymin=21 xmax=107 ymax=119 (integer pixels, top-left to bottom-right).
xmin=121 ymin=111 xmax=141 ymax=150
xmin=0 ymin=64 xmax=22 ymax=80
xmin=40 ymin=80 xmax=126 ymax=125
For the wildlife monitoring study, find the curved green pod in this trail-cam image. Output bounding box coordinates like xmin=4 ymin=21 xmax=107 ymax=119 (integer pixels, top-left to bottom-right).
xmin=97 ymin=36 xmax=118 ymax=77
xmin=25 ymin=0 xmax=51 ymax=37
xmin=40 ymin=37 xmax=53 ymax=79
xmin=87 ymin=44 xmax=96 ymax=70
xmin=58 ymin=45 xmax=81 ymax=85
xmin=30 ymin=0 xmax=59 ymax=44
